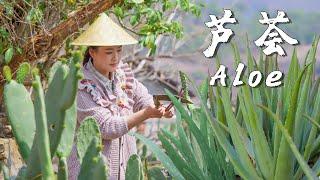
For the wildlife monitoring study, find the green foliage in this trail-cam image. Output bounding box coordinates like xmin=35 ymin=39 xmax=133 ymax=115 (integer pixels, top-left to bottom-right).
xmin=132 ymin=133 xmax=184 ymax=179
xmin=190 ymin=39 xmax=320 ymax=179
xmin=4 ymin=47 xmax=13 ymax=64
xmin=108 ymin=0 xmax=203 ymax=55
xmin=26 ymin=7 xmax=44 ymax=23
xmin=133 ymin=104 xmax=236 ymax=180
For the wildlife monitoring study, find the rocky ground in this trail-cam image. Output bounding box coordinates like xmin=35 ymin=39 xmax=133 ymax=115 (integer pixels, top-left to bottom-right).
xmin=0 ymin=110 xmax=24 ymax=179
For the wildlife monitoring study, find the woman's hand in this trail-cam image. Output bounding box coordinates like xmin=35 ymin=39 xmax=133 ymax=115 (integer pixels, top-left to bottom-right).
xmin=127 ymin=104 xmax=175 ymax=130
xmin=144 ymin=105 xmax=165 ymax=118
xmin=158 ymin=105 xmax=174 ymax=118
xmin=145 ymin=104 xmax=174 ymax=119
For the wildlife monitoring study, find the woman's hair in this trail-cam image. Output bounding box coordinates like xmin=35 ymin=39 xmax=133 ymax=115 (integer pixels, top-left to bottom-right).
xmin=83 ymin=46 xmax=98 ymax=66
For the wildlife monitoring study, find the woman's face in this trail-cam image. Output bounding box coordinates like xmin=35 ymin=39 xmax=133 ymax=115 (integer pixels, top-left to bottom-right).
xmin=89 ymin=46 xmax=122 ymax=75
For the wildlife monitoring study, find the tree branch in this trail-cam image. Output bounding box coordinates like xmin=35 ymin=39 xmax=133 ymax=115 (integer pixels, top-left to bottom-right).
xmin=0 ymin=0 xmax=123 ymax=101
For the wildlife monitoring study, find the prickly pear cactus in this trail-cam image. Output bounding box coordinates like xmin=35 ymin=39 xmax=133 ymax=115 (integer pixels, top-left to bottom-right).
xmin=78 ymin=137 xmax=107 ymax=180
xmin=3 ymin=80 xmax=35 ymax=161
xmin=125 ymin=154 xmax=144 ymax=180
xmin=56 ymin=101 xmax=77 ymax=157
xmin=77 ymin=118 xmax=107 ymax=180
xmin=77 ymin=117 xmax=102 ymax=163
xmin=58 ymin=157 xmax=68 ymax=180
xmin=16 ymin=62 xmax=31 ymax=84
xmin=25 ymin=52 xmax=83 ymax=179
xmin=3 ymin=65 xmax=12 ymax=82
xmin=46 ymin=51 xmax=83 ymax=155
xmin=30 ymin=73 xmax=55 ymax=179
xmin=2 ymin=51 xmax=111 ymax=180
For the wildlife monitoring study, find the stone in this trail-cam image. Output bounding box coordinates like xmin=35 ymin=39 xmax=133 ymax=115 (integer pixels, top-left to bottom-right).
xmin=0 ymin=138 xmax=24 ymax=177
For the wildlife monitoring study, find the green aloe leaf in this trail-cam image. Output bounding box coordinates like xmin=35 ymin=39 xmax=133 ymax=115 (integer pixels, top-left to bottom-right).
xmin=259 ymin=105 xmax=317 ymax=180
xmin=165 ymin=88 xmax=259 ymax=179
xmin=275 ymin=64 xmax=311 ymax=180
xmin=131 ymin=132 xmax=184 ymax=180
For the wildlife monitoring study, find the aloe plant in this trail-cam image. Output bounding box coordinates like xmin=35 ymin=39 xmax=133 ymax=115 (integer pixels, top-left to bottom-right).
xmin=191 ymin=38 xmax=319 ymax=179
xmin=133 ymin=37 xmax=320 ymax=180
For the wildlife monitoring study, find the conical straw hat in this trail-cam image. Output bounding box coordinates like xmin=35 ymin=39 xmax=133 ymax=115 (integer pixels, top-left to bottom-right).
xmin=71 ymin=13 xmax=138 ymax=46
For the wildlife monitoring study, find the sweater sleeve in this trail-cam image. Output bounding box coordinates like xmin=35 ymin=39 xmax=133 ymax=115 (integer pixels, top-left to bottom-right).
xmin=132 ymin=78 xmax=154 ymax=113
xmin=77 ymin=89 xmax=129 ymax=140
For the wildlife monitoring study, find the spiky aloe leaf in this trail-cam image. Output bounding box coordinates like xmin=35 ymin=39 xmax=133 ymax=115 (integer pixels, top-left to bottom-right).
xmin=259 ymin=105 xmax=317 ymax=180
xmin=175 ymin=75 xmax=261 ymax=179
xmin=294 ymin=38 xmax=319 ymax=151
xmin=158 ymin=130 xmax=201 ymax=179
xmin=131 ymin=132 xmax=184 ymax=180
xmin=274 ymin=64 xmax=311 ymax=180
xmin=16 ymin=62 xmax=30 ymax=84
xmin=238 ymin=84 xmax=273 ymax=179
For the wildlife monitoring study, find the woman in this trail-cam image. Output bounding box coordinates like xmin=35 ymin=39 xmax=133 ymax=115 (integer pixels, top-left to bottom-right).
xmin=67 ymin=13 xmax=174 ymax=179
